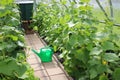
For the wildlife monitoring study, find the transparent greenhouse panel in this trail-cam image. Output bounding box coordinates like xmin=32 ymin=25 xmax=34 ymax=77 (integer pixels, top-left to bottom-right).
xmin=90 ymin=0 xmax=120 ymax=24
xmin=90 ymin=0 xmax=120 ymax=8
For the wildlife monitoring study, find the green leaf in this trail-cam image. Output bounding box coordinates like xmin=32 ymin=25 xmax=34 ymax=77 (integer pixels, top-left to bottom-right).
xmin=99 ymin=75 xmax=108 ymax=80
xmin=61 ymin=0 xmax=67 ymax=5
xmin=53 ymin=46 xmax=57 ymax=52
xmin=64 ymin=14 xmax=71 ymax=23
xmin=0 ymin=57 xmax=27 ymax=78
xmin=17 ymin=41 xmax=24 ymax=47
xmin=33 ymin=26 xmax=38 ymax=31
xmin=95 ymin=32 xmax=109 ymax=41
xmin=89 ymin=68 xmax=98 ymax=79
xmin=90 ymin=47 xmax=102 ymax=55
xmin=0 ymin=0 xmax=13 ymax=5
xmin=10 ymin=35 xmax=18 ymax=41
xmin=114 ymin=39 xmax=120 ymax=47
xmin=113 ymin=68 xmax=120 ymax=80
xmin=101 ymin=41 xmax=115 ymax=50
xmin=78 ymin=35 xmax=85 ymax=46
xmin=81 ymin=0 xmax=90 ymax=3
xmin=67 ymin=21 xmax=75 ymax=27
xmin=118 ymin=53 xmax=120 ymax=57
xmin=69 ymin=33 xmax=78 ymax=46
xmin=6 ymin=42 xmax=17 ymax=52
xmin=103 ymin=53 xmax=119 ymax=62
xmin=59 ymin=17 xmax=66 ymax=24
xmin=59 ymin=14 xmax=71 ymax=24
xmin=88 ymin=58 xmax=101 ymax=66
xmin=75 ymin=49 xmax=89 ymax=64
xmin=86 ymin=43 xmax=94 ymax=50
xmin=0 ymin=43 xmax=5 ymax=51
xmin=59 ymin=50 xmax=68 ymax=58
xmin=96 ymin=64 xmax=107 ymax=74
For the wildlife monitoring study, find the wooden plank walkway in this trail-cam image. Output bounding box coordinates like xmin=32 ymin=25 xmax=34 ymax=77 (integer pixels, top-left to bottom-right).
xmin=25 ymin=33 xmax=72 ymax=80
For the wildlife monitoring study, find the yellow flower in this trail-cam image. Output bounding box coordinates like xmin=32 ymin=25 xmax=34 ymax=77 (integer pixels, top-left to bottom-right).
xmin=102 ymin=60 xmax=108 ymax=65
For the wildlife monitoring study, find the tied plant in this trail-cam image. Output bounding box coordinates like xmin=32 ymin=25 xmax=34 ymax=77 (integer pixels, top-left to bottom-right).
xmin=0 ymin=0 xmax=39 ymax=80
xmin=32 ymin=0 xmax=120 ymax=80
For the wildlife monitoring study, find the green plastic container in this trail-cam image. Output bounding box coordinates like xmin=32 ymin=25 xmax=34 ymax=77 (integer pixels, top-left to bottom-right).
xmin=17 ymin=1 xmax=33 ymax=20
xmin=32 ymin=47 xmax=54 ymax=62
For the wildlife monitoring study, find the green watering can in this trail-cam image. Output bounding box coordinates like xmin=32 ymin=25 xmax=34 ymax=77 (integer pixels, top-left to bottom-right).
xmin=32 ymin=46 xmax=53 ymax=62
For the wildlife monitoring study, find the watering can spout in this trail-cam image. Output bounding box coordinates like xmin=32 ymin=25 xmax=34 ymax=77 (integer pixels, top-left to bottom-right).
xmin=31 ymin=49 xmax=39 ymax=56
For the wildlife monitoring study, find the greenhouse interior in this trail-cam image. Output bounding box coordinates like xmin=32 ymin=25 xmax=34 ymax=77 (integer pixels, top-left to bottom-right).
xmin=0 ymin=0 xmax=120 ymax=80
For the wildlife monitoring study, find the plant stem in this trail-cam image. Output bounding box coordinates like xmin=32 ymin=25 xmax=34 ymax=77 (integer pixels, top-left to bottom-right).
xmin=68 ymin=0 xmax=71 ymax=3
xmin=59 ymin=0 xmax=68 ymax=9
xmin=73 ymin=0 xmax=77 ymax=4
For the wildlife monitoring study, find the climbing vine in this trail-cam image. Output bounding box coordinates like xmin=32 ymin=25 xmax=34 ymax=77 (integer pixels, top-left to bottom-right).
xmin=0 ymin=0 xmax=38 ymax=80
xmin=33 ymin=0 xmax=120 ymax=80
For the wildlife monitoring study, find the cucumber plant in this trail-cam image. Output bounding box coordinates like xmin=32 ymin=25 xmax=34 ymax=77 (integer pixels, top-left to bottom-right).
xmin=33 ymin=0 xmax=120 ymax=80
xmin=0 ymin=0 xmax=39 ymax=80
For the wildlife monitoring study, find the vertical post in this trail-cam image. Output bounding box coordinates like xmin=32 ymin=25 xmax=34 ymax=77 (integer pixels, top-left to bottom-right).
xmin=34 ymin=0 xmax=37 ymax=14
